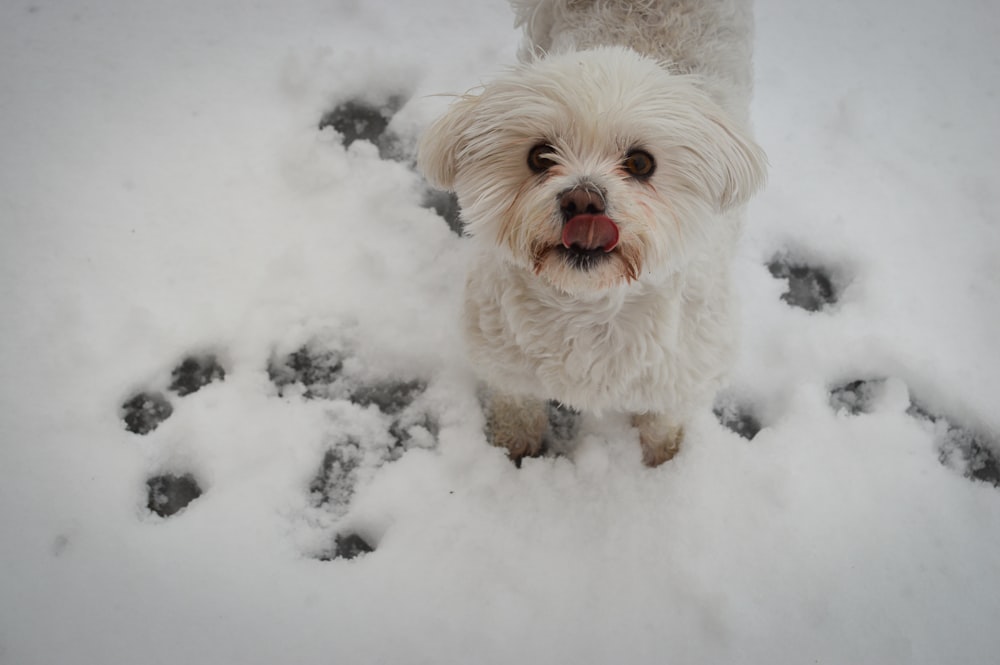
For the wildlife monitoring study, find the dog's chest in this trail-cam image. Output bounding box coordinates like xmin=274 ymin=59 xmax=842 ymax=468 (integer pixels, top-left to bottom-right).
xmin=465 ymin=268 xmax=695 ymax=412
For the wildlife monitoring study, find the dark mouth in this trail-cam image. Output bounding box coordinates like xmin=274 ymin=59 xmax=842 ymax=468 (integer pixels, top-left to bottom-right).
xmin=557 ymin=245 xmax=612 ymax=271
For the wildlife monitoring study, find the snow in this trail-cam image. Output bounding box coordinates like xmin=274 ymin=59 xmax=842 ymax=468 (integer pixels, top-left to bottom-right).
xmin=1 ymin=0 xmax=999 ymax=663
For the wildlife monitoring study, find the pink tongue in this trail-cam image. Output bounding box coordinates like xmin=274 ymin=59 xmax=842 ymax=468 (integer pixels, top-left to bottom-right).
xmin=561 ymin=214 xmax=619 ymax=252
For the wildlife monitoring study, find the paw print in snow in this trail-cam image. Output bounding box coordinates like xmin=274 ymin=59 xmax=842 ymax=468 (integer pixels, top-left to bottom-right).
xmin=767 ymin=254 xmax=841 ymax=312
xmin=828 ymin=377 xmax=999 ymax=488
xmin=147 ymin=473 xmax=203 ymax=517
xmin=120 ymin=353 xmax=224 ymax=518
xmin=320 ymin=95 xmax=463 ymax=235
xmin=120 ymin=353 xmax=225 ymax=434
xmin=713 ymin=393 xmax=763 ymax=440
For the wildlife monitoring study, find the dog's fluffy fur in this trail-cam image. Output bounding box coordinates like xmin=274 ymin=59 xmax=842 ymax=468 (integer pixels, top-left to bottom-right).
xmin=419 ymin=0 xmax=766 ymax=466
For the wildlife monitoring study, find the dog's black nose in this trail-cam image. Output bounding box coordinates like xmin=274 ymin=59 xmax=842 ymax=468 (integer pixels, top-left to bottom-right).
xmin=559 ymin=187 xmax=606 ymax=220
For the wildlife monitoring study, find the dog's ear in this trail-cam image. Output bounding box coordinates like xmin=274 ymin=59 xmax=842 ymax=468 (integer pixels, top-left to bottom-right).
xmin=417 ymin=94 xmax=481 ymax=191
xmin=710 ymin=116 xmax=768 ymax=211
xmin=676 ymin=105 xmax=768 ymax=212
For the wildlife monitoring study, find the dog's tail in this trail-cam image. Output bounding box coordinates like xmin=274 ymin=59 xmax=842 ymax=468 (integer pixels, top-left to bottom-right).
xmin=510 ymin=0 xmax=755 ymax=122
xmin=510 ymin=0 xmax=561 ymax=60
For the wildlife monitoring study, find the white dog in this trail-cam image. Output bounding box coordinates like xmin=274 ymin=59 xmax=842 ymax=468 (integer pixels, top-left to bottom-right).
xmin=419 ymin=0 xmax=767 ymax=466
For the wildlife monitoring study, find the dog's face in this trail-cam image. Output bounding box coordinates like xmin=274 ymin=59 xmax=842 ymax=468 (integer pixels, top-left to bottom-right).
xmin=419 ymin=47 xmax=766 ymax=295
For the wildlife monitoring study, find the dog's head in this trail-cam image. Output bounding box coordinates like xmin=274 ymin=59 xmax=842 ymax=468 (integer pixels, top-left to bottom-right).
xmin=419 ymin=47 xmax=766 ymax=294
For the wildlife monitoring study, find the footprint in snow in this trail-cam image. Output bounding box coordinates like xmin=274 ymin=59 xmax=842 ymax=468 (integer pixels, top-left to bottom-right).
xmin=767 ymin=253 xmax=841 ymax=312
xmin=320 ymin=95 xmax=462 ymax=235
xmin=147 ymin=473 xmax=203 ymax=518
xmin=713 ymin=395 xmax=763 ymax=440
xmin=828 ymin=377 xmax=999 ymax=488
xmin=268 ymin=340 xmax=439 ymax=559
xmin=120 ymin=353 xmax=226 ymax=435
xmin=120 ymin=354 xmax=225 ymax=517
xmin=119 ymin=339 xmax=440 ymax=544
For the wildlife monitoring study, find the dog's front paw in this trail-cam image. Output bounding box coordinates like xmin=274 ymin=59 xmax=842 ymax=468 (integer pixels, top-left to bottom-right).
xmin=632 ymin=412 xmax=684 ymax=467
xmin=485 ymin=393 xmax=549 ymax=464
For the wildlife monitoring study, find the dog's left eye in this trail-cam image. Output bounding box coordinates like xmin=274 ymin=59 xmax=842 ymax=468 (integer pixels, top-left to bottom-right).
xmin=623 ymin=150 xmax=656 ymax=178
xmin=527 ymin=144 xmax=557 ymax=173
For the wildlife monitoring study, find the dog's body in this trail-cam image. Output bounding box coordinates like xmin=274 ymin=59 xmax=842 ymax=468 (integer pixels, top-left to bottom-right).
xmin=419 ymin=0 xmax=766 ymax=465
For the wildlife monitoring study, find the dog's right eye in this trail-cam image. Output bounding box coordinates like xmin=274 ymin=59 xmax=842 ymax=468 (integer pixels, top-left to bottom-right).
xmin=527 ymin=144 xmax=557 ymax=173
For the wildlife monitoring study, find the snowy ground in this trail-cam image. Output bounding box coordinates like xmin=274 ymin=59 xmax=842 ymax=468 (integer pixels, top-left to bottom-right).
xmin=2 ymin=1 xmax=999 ymax=663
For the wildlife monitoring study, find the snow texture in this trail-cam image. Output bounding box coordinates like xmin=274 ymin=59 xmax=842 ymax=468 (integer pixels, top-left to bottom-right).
xmin=1 ymin=1 xmax=999 ymax=664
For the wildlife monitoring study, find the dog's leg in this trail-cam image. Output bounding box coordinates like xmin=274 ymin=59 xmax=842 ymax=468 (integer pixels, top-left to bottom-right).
xmin=485 ymin=392 xmax=549 ymax=464
xmin=632 ymin=412 xmax=684 ymax=467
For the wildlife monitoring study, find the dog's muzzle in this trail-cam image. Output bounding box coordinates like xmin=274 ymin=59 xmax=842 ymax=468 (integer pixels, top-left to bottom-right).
xmin=559 ymin=186 xmax=619 ymax=253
